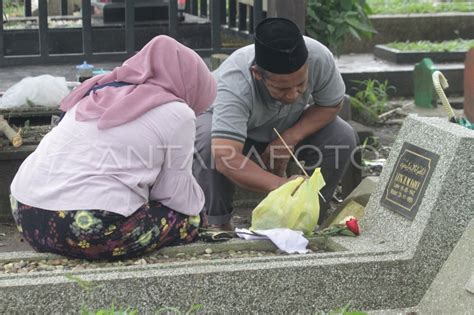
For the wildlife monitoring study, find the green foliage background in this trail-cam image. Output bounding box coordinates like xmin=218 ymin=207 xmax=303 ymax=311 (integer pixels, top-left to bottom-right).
xmin=306 ymin=0 xmax=376 ymax=56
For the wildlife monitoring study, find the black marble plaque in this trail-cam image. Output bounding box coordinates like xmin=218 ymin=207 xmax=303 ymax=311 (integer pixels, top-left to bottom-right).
xmin=381 ymin=142 xmax=439 ymax=220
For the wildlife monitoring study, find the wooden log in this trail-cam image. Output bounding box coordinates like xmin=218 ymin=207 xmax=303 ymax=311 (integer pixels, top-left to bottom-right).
xmin=0 ymin=115 xmax=23 ymax=148
xmin=267 ymin=0 xmax=307 ymax=33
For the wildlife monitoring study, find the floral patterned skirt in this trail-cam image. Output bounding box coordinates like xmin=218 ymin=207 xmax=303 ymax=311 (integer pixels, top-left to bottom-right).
xmin=10 ymin=196 xmax=200 ymax=260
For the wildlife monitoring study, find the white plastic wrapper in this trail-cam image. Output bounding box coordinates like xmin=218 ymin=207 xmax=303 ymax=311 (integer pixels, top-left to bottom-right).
xmin=0 ymin=75 xmax=69 ymax=109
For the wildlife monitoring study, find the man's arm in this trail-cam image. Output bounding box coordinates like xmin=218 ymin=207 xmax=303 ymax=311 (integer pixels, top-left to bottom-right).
xmin=212 ymin=138 xmax=287 ymax=193
xmin=260 ymin=102 xmax=342 ymax=176
xmin=282 ymin=101 xmax=342 ymax=145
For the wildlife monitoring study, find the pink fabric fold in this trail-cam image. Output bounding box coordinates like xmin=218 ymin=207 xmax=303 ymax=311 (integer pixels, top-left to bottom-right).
xmin=60 ymin=35 xmax=216 ymax=129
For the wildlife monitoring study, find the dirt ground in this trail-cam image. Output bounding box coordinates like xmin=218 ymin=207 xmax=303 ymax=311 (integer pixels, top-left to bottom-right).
xmin=0 ymin=222 xmax=32 ymax=252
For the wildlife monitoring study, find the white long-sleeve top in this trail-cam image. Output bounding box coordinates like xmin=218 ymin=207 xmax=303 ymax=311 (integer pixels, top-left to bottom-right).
xmin=11 ymin=101 xmax=204 ymax=217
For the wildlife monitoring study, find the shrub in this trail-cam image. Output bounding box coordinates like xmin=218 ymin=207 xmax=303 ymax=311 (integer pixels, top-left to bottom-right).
xmin=306 ymin=0 xmax=376 ymax=56
xmin=350 ymin=79 xmax=395 ymax=125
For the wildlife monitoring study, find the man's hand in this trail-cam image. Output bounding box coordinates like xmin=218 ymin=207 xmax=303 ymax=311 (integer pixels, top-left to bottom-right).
xmin=261 ymin=131 xmax=299 ymax=177
xmin=261 ymin=103 xmax=342 ymax=176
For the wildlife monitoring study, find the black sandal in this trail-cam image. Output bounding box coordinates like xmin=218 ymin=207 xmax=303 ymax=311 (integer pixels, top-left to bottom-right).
xmin=199 ymin=230 xmax=235 ymax=242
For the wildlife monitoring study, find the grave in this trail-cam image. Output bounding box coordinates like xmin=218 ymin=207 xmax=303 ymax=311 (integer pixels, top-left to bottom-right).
xmin=0 ymin=115 xmax=472 ymax=313
xmin=342 ymin=12 xmax=474 ymax=54
xmin=374 ymin=44 xmax=468 ymax=64
xmin=338 ymin=54 xmax=464 ymax=98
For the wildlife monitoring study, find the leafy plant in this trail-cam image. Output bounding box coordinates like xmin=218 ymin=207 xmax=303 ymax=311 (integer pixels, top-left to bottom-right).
xmin=386 ymin=39 xmax=474 ymax=52
xmin=306 ymin=0 xmax=377 ymax=56
xmin=350 ymin=79 xmax=395 ymax=125
xmin=2 ymin=0 xmax=24 ymax=18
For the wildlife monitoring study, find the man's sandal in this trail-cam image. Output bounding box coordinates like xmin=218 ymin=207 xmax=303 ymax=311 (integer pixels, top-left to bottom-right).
xmin=199 ymin=229 xmax=235 ymax=242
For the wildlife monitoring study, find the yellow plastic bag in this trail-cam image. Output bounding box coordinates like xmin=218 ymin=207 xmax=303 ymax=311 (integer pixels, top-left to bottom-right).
xmin=250 ymin=168 xmax=325 ymax=235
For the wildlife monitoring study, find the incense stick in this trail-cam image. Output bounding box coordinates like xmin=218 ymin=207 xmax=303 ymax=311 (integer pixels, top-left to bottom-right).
xmin=273 ymin=128 xmax=308 ymax=176
xmin=273 ymin=128 xmax=326 ymax=203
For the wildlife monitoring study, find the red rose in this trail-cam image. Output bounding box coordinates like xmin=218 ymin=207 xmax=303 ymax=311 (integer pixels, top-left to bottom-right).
xmin=345 ymin=218 xmax=360 ymax=236
xmin=318 ymin=216 xmax=361 ymax=238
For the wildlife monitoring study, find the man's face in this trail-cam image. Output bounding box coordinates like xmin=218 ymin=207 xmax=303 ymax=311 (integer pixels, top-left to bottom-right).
xmin=252 ymin=63 xmax=309 ymax=104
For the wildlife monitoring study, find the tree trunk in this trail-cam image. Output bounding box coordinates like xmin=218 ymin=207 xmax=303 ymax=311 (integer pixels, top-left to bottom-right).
xmin=267 ymin=0 xmax=307 ymax=34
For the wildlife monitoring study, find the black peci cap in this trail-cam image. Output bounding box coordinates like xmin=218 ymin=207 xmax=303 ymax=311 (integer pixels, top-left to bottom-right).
xmin=254 ymin=17 xmax=308 ymax=74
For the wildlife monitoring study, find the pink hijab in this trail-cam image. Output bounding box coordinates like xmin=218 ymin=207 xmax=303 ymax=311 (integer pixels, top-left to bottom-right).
xmin=60 ymin=35 xmax=217 ymax=129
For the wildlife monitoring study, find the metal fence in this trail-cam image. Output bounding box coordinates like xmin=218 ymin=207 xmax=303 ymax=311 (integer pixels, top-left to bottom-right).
xmin=0 ymin=0 xmax=265 ymax=67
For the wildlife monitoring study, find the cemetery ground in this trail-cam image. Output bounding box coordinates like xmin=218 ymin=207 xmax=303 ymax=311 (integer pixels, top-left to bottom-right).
xmin=0 ymin=97 xmax=461 ymax=254
xmin=0 ymin=54 xmax=472 ymax=313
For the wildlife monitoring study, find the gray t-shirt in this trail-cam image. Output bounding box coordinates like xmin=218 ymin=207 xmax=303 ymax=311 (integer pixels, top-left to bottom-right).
xmin=211 ymin=36 xmax=345 ymax=143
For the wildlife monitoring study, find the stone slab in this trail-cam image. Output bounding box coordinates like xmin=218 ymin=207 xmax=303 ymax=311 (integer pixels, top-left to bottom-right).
xmin=374 ymin=44 xmax=467 ymax=64
xmin=340 ymin=115 xmax=474 ymax=310
xmin=322 ymin=176 xmax=378 ymax=229
xmin=0 ymin=236 xmax=344 ymax=264
xmin=337 ymin=54 xmax=464 ymax=97
xmin=362 ymin=115 xmax=473 ymax=250
xmin=327 ymin=200 xmax=365 ymax=226
xmin=466 ymin=275 xmax=474 ymax=295
xmin=0 ymin=244 xmax=408 ymax=314
xmin=415 ymin=219 xmax=474 ymax=314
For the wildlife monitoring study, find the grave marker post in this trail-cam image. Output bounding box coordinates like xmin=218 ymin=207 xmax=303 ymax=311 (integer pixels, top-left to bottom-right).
xmin=414 ymin=58 xmax=438 ymax=108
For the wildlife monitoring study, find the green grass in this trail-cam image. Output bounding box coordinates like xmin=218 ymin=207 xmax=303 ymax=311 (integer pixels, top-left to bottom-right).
xmin=350 ymin=79 xmax=395 ymax=125
xmin=2 ymin=2 xmax=24 ymax=17
xmin=367 ymin=0 xmax=474 ymax=14
xmin=386 ymin=39 xmax=474 ymax=52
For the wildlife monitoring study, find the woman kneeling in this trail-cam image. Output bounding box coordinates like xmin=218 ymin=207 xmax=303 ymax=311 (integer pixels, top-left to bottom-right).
xmin=9 ymin=36 xmax=216 ymax=260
